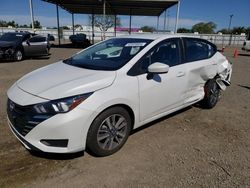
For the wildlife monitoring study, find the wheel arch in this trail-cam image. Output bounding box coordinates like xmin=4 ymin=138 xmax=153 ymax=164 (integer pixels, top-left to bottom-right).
xmin=94 ymin=103 xmax=135 ymax=130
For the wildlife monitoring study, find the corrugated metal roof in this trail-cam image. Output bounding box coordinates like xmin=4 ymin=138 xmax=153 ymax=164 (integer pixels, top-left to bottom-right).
xmin=42 ymin=0 xmax=179 ymax=16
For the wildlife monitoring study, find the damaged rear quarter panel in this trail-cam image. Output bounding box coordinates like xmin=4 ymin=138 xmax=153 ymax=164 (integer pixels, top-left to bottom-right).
xmin=184 ymin=52 xmax=231 ymax=102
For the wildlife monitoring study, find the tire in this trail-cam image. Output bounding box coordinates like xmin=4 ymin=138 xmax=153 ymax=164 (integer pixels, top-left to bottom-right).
xmin=46 ymin=47 xmax=50 ymax=55
xmin=201 ymin=79 xmax=220 ymax=109
xmin=86 ymin=107 xmax=132 ymax=157
xmin=14 ymin=49 xmax=24 ymax=61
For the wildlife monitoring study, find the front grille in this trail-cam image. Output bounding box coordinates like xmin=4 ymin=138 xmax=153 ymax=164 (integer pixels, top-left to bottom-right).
xmin=7 ymin=99 xmax=49 ymax=136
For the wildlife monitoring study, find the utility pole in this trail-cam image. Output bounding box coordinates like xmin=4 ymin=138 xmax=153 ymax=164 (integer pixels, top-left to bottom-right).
xmin=228 ymin=14 xmax=233 ymax=45
xmin=228 ymin=14 xmax=233 ymax=32
xmin=29 ymin=0 xmax=35 ymax=32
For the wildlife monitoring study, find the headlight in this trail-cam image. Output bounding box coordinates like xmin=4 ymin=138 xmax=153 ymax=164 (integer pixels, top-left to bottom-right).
xmin=5 ymin=48 xmax=14 ymax=55
xmin=33 ymin=93 xmax=93 ymax=114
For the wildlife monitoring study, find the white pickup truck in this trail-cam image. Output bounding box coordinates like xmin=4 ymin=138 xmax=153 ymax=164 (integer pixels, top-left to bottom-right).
xmin=242 ymin=40 xmax=250 ymax=51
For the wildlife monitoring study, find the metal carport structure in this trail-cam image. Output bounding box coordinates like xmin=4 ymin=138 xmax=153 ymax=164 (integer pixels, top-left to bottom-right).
xmin=41 ymin=0 xmax=180 ymax=45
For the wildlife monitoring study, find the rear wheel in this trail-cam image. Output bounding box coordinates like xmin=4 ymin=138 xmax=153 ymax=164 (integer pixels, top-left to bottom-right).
xmin=87 ymin=107 xmax=132 ymax=157
xmin=14 ymin=50 xmax=24 ymax=61
xmin=201 ymin=79 xmax=220 ymax=109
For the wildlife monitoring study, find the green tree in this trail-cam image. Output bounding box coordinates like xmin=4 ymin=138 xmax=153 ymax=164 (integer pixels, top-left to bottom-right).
xmin=140 ymin=26 xmax=156 ymax=33
xmin=177 ymin=28 xmax=192 ymax=33
xmin=217 ymin=28 xmax=230 ymax=34
xmin=4 ymin=20 xmax=18 ymax=27
xmin=231 ymin=26 xmax=246 ymax=34
xmin=30 ymin=20 xmax=41 ymax=29
xmin=62 ymin=26 xmax=70 ymax=30
xmin=89 ymin=15 xmax=121 ymax=31
xmin=74 ymin=24 xmax=83 ymax=30
xmin=192 ymin=22 xmax=217 ymax=34
xmin=0 ymin=20 xmax=8 ymax=27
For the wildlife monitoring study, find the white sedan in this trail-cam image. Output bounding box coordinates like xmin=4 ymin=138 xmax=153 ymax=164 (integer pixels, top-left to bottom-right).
xmin=7 ymin=34 xmax=232 ymax=157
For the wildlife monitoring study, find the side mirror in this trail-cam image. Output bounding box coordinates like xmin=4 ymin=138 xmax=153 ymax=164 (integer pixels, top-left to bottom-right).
xmin=26 ymin=40 xmax=30 ymax=46
xmin=148 ymin=62 xmax=169 ymax=74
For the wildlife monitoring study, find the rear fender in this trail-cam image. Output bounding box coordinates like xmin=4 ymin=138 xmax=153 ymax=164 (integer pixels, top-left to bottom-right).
xmin=216 ymin=60 xmax=233 ymax=91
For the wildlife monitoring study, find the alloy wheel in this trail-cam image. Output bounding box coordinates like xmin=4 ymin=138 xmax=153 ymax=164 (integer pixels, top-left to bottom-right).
xmin=97 ymin=114 xmax=128 ymax=150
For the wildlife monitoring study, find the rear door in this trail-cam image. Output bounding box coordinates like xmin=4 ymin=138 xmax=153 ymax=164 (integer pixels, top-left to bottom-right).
xmin=182 ymin=38 xmax=218 ymax=105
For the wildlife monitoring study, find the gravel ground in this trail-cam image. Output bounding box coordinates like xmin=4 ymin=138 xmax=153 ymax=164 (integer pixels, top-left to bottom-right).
xmin=0 ymin=47 xmax=249 ymax=188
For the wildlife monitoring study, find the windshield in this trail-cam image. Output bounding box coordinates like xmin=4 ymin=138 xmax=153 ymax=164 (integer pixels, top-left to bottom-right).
xmin=0 ymin=33 xmax=24 ymax=42
xmin=63 ymin=38 xmax=153 ymax=71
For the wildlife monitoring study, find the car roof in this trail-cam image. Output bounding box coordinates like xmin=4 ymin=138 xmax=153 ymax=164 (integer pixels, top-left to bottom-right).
xmin=6 ymin=32 xmax=30 ymax=36
xmin=117 ymin=33 xmax=192 ymax=40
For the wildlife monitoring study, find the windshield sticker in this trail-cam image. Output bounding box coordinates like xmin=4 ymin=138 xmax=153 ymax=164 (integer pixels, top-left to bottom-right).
xmin=125 ymin=42 xmax=146 ymax=47
xmin=16 ymin=35 xmax=23 ymax=37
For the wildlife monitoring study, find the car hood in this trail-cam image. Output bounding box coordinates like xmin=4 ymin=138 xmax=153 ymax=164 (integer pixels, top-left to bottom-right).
xmin=17 ymin=62 xmax=116 ymax=100
xmin=0 ymin=41 xmax=16 ymax=48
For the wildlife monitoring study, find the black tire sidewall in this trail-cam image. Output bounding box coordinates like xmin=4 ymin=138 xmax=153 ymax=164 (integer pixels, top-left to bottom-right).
xmin=86 ymin=107 xmax=132 ymax=157
xmin=202 ymin=79 xmax=220 ymax=109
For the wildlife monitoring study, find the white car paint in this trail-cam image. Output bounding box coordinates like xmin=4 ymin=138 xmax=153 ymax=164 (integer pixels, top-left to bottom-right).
xmin=7 ymin=34 xmax=232 ymax=154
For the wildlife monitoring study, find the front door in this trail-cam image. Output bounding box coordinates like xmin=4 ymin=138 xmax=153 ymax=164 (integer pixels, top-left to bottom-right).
xmin=23 ymin=36 xmax=47 ymax=56
xmin=137 ymin=38 xmax=187 ymax=122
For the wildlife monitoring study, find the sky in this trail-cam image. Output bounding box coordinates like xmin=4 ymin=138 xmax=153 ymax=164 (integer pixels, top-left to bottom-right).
xmin=0 ymin=0 xmax=249 ymax=31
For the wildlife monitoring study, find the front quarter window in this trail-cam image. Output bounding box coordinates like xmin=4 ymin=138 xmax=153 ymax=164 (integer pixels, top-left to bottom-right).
xmin=63 ymin=38 xmax=152 ymax=71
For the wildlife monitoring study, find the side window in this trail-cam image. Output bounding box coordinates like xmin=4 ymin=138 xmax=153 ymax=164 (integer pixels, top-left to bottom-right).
xmin=139 ymin=39 xmax=181 ymax=73
xmin=29 ymin=36 xmax=46 ymax=43
xmin=185 ymin=38 xmax=216 ymax=62
xmin=22 ymin=34 xmax=31 ymax=42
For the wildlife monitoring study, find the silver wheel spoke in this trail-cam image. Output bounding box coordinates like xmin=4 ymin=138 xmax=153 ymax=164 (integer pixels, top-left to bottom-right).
xmin=111 ymin=115 xmax=116 ymax=126
xmin=104 ymin=117 xmax=113 ymax=130
xmin=97 ymin=133 xmax=110 ymax=141
xmin=114 ymin=136 xmax=122 ymax=144
xmin=108 ymin=137 xmax=115 ymax=150
xmin=117 ymin=122 xmax=126 ymax=130
xmin=114 ymin=117 xmax=125 ymax=129
xmin=102 ymin=137 xmax=110 ymax=149
xmin=117 ymin=131 xmax=125 ymax=138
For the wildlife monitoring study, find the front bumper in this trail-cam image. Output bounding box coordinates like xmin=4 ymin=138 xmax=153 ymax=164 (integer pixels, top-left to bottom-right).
xmin=0 ymin=49 xmax=15 ymax=60
xmin=7 ymin=97 xmax=97 ymax=154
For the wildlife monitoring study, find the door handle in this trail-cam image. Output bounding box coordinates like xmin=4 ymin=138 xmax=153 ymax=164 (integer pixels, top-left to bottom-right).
xmin=177 ymin=72 xmax=185 ymax=77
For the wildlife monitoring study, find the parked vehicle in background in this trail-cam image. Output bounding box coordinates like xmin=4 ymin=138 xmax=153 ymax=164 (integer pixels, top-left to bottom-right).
xmin=0 ymin=32 xmax=50 ymax=61
xmin=69 ymin=33 xmax=91 ymax=47
xmin=7 ymin=34 xmax=232 ymax=157
xmin=242 ymin=40 xmax=250 ymax=51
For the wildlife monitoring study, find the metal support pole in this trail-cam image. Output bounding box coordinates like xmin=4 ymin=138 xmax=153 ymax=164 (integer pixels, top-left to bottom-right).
xmin=167 ymin=11 xmax=170 ymax=31
xmin=163 ymin=10 xmax=166 ymax=32
xmin=157 ymin=16 xmax=159 ymax=33
xmin=175 ymin=0 xmax=180 ymax=33
xmin=29 ymin=0 xmax=35 ymax=32
xmin=92 ymin=12 xmax=95 ymax=44
xmin=72 ymin=13 xmax=75 ymax=35
xmin=129 ymin=10 xmax=132 ymax=34
xmin=114 ymin=15 xmax=117 ymax=37
xmin=56 ymin=4 xmax=60 ymax=46
xmin=103 ymin=0 xmax=106 ymax=40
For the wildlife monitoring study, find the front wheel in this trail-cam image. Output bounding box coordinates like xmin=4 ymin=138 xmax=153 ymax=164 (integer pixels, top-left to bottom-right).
xmin=14 ymin=50 xmax=24 ymax=61
xmin=86 ymin=107 xmax=132 ymax=157
xmin=201 ymin=79 xmax=220 ymax=109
